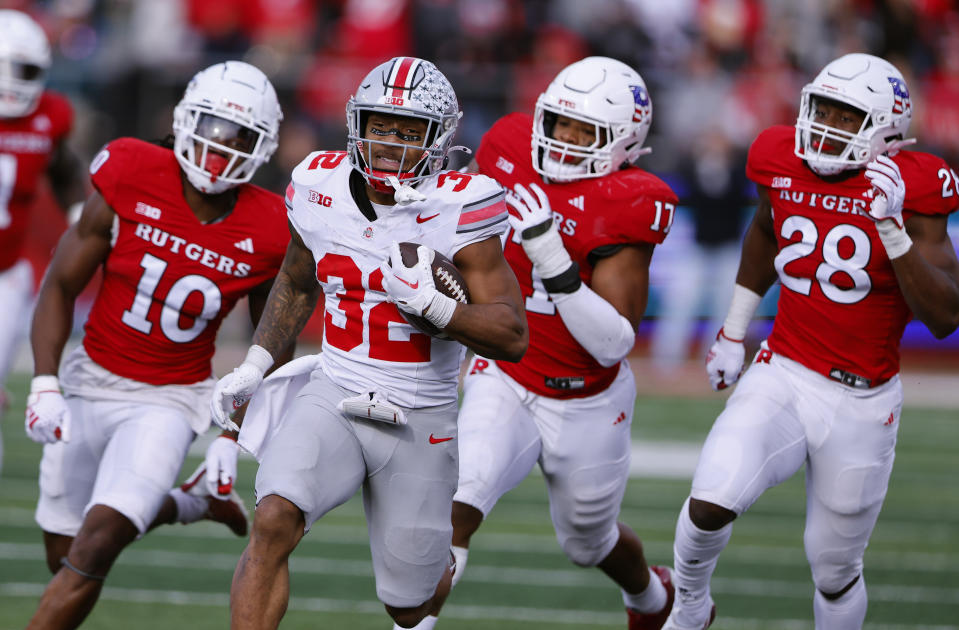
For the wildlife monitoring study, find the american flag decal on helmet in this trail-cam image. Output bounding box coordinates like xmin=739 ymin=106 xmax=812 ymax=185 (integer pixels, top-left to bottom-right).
xmin=385 ymin=57 xmax=423 ymax=101
xmin=887 ymin=76 xmax=911 ymax=115
xmin=630 ymin=85 xmax=651 ymax=123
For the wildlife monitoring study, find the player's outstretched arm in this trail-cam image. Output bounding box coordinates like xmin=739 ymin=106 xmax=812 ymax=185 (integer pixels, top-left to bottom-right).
xmin=31 ymin=191 xmax=114 ymax=376
xmin=447 ymin=235 xmax=528 ymax=362
xmin=705 ymin=188 xmax=779 ymax=390
xmin=210 ymin=225 xmax=320 ymax=431
xmin=734 ymin=187 xmax=780 ymax=296
xmin=891 ymin=214 xmax=959 ymax=338
xmin=251 ymin=224 xmax=321 ymax=358
xmin=552 ymin=243 xmax=652 ymax=368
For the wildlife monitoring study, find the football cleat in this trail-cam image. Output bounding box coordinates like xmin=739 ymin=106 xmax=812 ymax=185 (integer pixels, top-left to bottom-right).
xmin=661 ymin=598 xmax=716 ymax=630
xmin=179 ymin=463 xmax=250 ymax=537
xmin=627 ymin=565 xmax=675 ymax=630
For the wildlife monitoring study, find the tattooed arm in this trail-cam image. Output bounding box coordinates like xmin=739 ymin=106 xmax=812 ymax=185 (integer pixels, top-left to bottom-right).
xmin=251 ymin=223 xmax=322 ymax=357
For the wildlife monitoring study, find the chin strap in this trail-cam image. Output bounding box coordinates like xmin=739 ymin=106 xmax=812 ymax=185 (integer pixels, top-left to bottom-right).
xmin=387 ymin=175 xmax=427 ymax=205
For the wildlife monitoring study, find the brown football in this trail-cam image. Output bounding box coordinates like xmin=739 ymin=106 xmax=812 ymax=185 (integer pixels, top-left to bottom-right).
xmin=392 ymin=241 xmax=470 ymax=338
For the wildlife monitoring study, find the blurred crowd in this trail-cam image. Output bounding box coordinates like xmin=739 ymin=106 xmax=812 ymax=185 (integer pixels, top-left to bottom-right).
xmin=6 ymin=0 xmax=959 ymax=359
xmin=5 ymin=0 xmax=958 ymax=190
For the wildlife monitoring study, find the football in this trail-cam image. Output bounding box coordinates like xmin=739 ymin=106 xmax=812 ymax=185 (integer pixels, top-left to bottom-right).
xmin=393 ymin=241 xmax=470 ymax=338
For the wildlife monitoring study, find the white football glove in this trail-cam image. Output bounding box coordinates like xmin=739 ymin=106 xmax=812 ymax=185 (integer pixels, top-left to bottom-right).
xmin=865 ymin=154 xmax=906 ymax=227
xmin=506 ymin=182 xmax=572 ymax=279
xmin=705 ymin=328 xmax=746 ymax=391
xmin=204 ymin=435 xmax=239 ymax=500
xmin=210 ymin=345 xmax=274 ymax=432
xmin=379 ymin=241 xmax=457 ymax=329
xmin=25 ymin=375 xmax=71 ymax=444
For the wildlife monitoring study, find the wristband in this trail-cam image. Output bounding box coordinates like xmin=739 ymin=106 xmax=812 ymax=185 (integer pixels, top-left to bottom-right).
xmin=244 ymin=345 xmax=274 ymax=373
xmin=31 ymin=375 xmax=60 ymax=393
xmin=424 ymin=292 xmax=457 ymax=329
xmin=542 ymin=262 xmax=582 ymax=294
xmin=876 ymin=219 xmax=912 ymax=260
xmin=722 ymin=284 xmax=763 ymax=341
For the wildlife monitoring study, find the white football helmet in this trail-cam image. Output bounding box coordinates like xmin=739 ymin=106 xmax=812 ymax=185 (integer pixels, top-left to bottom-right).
xmin=346 ymin=56 xmax=461 ymax=194
xmin=0 ymin=10 xmax=51 ymax=119
xmin=532 ymin=56 xmax=652 ymax=182
xmin=795 ymin=53 xmax=913 ymax=176
xmin=173 ymin=61 xmax=282 ymax=195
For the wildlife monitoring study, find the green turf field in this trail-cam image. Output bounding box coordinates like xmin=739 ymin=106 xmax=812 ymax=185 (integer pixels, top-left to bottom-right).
xmin=1 ymin=371 xmax=957 ymax=629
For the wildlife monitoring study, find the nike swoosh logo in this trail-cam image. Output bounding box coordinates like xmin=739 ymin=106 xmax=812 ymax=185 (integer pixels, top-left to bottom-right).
xmin=416 ymin=212 xmax=440 ymax=223
xmin=393 ymin=274 xmax=419 ymax=290
xmin=429 ymin=434 xmax=454 ymax=444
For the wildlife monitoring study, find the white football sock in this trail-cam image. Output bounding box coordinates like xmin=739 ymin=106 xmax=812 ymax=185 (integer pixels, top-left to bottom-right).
xmin=450 ymin=545 xmax=468 ymax=588
xmin=671 ymin=498 xmax=732 ymax=625
xmin=393 ymin=615 xmax=437 ymax=630
xmin=813 ymin=575 xmax=867 ymax=630
xmin=170 ymin=487 xmax=207 ymax=524
xmin=623 ymin=566 xmax=668 ymax=614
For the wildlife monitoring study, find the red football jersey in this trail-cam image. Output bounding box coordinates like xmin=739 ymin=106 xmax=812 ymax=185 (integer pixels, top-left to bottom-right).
xmin=477 ymin=113 xmax=679 ymax=398
xmin=82 ymin=138 xmax=289 ymax=385
xmin=0 ymin=91 xmax=73 ymax=271
xmin=748 ymin=125 xmax=959 ymax=385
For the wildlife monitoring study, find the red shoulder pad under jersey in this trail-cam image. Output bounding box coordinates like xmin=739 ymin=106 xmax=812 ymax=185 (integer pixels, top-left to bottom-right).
xmin=895 ymin=150 xmax=959 ymax=217
xmin=35 ymin=91 xmax=73 ymax=141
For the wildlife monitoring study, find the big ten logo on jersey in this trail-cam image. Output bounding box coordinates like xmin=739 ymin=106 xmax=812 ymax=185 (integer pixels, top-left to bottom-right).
xmin=308 ymin=190 xmax=332 ymax=206
xmin=133 ymin=223 xmax=251 ymax=277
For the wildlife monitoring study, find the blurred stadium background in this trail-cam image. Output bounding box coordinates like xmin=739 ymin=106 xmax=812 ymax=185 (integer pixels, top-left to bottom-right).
xmin=1 ymin=0 xmax=958 ymax=628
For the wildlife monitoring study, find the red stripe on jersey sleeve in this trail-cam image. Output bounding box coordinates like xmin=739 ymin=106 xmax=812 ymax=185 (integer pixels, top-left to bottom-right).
xmin=458 ymin=199 xmax=507 ymax=226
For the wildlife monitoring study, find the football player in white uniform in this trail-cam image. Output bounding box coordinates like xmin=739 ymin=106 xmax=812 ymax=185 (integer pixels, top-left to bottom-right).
xmin=210 ymin=56 xmax=527 ymax=630
xmin=404 ymin=56 xmax=679 ymax=630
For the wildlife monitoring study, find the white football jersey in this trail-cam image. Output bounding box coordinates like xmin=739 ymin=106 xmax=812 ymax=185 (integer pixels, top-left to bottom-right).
xmin=287 ymin=151 xmax=508 ymax=407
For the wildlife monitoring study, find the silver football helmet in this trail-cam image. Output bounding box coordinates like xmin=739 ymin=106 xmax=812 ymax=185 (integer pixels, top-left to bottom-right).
xmin=0 ymin=10 xmax=51 ymax=118
xmin=532 ymin=56 xmax=652 ymax=182
xmin=346 ymin=56 xmax=461 ymax=194
xmin=795 ymin=53 xmax=913 ymax=176
xmin=173 ymin=61 xmax=282 ymax=195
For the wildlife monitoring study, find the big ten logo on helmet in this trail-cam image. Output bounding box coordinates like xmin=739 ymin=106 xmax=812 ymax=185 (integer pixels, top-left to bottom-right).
xmin=386 ymin=96 xmax=405 ymax=106
xmin=133 ymin=223 xmax=252 ymax=277
xmin=308 ymin=190 xmax=333 ymax=206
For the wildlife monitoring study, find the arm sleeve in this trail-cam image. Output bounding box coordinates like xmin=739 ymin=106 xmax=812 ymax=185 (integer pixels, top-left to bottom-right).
xmin=551 ymin=283 xmax=635 ymax=367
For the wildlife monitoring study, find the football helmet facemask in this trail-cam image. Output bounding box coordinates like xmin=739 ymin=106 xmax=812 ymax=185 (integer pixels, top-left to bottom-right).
xmin=532 ymin=56 xmax=652 ymax=182
xmin=0 ymin=10 xmax=51 ymax=119
xmin=346 ymin=56 xmax=461 ymax=195
xmin=173 ymin=61 xmax=282 ymax=195
xmin=795 ymin=53 xmax=913 ymax=176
